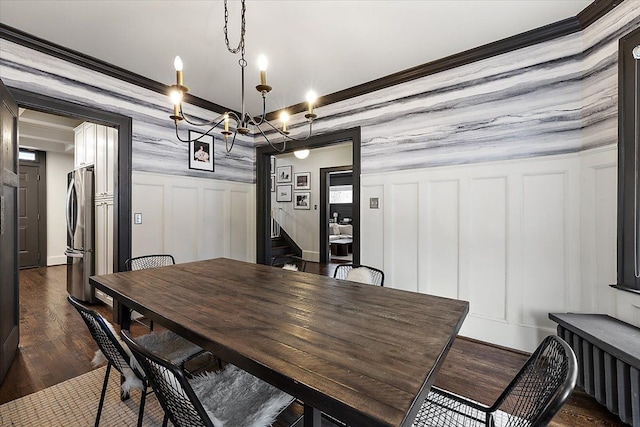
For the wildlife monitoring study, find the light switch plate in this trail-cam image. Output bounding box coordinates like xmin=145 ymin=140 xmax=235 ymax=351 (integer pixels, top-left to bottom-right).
xmin=369 ymin=197 xmax=379 ymax=209
xmin=134 ymin=213 xmax=142 ymax=224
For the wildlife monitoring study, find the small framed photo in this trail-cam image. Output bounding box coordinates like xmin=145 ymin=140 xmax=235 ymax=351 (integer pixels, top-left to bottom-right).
xmin=276 ymin=185 xmax=292 ymax=202
xmin=189 ymin=131 xmax=214 ymax=172
xmin=270 ymin=156 xmax=275 ymax=174
xmin=271 ymin=176 xmax=275 ymax=192
xmin=294 ymin=172 xmax=311 ymax=190
xmin=276 ymin=165 xmax=292 ymax=183
xmin=294 ymin=192 xmax=311 ymax=210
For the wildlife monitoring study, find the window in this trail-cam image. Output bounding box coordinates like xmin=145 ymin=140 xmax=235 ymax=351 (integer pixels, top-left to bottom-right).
xmin=18 ymin=150 xmax=36 ymax=161
xmin=329 ymin=185 xmax=352 ymax=204
xmin=616 ymin=28 xmax=640 ymax=291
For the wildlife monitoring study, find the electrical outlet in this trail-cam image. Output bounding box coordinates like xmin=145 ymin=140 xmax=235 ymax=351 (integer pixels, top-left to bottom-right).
xmin=134 ymin=213 xmax=142 ymax=224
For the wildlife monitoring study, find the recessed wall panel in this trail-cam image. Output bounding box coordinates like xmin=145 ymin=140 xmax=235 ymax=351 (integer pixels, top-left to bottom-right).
xmin=521 ymin=173 xmax=566 ymax=327
xmin=172 ymin=187 xmax=198 ymax=262
xmin=361 ymin=184 xmax=384 ymax=269
xmin=132 ymin=183 xmax=164 ymax=256
xmin=230 ymin=190 xmax=249 ymax=261
xmin=468 ymin=177 xmax=507 ymax=320
xmin=202 ymin=188 xmax=226 ymax=260
xmin=425 ymin=180 xmax=459 ymax=298
xmin=390 ymin=182 xmax=418 ymax=291
xmin=594 ymin=165 xmax=617 ymax=313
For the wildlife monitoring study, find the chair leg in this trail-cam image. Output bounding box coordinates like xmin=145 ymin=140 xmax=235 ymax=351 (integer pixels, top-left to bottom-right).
xmin=150 ymin=320 xmax=154 ymax=331
xmin=136 ymin=386 xmax=147 ymax=427
xmin=95 ymin=363 xmax=112 ymax=427
xmin=162 ymin=413 xmax=169 ymax=427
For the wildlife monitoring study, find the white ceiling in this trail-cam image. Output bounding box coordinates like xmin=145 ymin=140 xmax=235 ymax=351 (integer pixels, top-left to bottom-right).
xmin=1 ymin=0 xmax=592 ymax=116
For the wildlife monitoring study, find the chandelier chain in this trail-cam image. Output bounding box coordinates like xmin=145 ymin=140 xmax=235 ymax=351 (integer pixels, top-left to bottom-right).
xmin=223 ymin=0 xmax=246 ymax=56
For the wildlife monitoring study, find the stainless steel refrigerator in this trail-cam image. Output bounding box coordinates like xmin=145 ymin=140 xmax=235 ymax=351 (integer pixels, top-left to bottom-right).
xmin=65 ymin=166 xmax=96 ymax=303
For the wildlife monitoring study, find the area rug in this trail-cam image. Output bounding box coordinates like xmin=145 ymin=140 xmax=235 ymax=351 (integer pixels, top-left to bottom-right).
xmin=0 ymin=366 xmax=166 ymax=426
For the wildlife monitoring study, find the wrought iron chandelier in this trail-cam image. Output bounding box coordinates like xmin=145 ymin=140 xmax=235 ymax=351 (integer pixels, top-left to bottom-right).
xmin=168 ymin=0 xmax=317 ymax=153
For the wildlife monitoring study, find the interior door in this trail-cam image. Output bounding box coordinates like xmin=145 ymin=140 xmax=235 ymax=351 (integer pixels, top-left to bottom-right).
xmin=0 ymin=78 xmax=20 ymax=385
xmin=18 ymin=164 xmax=41 ymax=268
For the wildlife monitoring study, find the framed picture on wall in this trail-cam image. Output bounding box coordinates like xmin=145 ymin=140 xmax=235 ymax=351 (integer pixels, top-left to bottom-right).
xmin=276 ymin=165 xmax=292 ymax=183
xmin=188 ymin=131 xmax=214 ymax=172
xmin=271 ymin=176 xmax=275 ymax=192
xmin=276 ymin=185 xmax=292 ymax=202
xmin=270 ymin=156 xmax=275 ymax=174
xmin=294 ymin=172 xmax=310 ymax=190
xmin=294 ymin=192 xmax=311 ymax=210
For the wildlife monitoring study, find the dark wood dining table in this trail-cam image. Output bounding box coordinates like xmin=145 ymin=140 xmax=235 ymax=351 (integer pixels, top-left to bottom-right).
xmin=89 ymin=257 xmax=469 ymax=427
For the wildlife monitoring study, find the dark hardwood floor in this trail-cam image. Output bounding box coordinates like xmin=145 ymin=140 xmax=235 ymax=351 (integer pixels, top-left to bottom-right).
xmin=0 ymin=264 xmax=624 ymax=426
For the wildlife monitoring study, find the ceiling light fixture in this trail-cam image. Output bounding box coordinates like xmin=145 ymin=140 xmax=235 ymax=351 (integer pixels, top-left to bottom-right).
xmin=294 ymin=149 xmax=310 ymax=160
xmin=168 ymin=0 xmax=317 ymax=154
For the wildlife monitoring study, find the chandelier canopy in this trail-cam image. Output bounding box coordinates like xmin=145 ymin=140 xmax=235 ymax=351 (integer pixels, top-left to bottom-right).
xmin=168 ymin=0 xmax=317 ymax=154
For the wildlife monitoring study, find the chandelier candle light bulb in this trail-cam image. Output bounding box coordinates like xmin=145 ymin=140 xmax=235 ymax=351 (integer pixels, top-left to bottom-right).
xmin=280 ymin=111 xmax=289 ymax=134
xmin=174 ymin=56 xmax=184 ymax=86
xmin=258 ymin=55 xmax=268 ymax=86
xmin=306 ymin=91 xmax=317 ymax=116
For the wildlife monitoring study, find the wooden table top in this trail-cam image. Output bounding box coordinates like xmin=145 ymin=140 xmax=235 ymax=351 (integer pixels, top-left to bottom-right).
xmin=90 ymin=258 xmax=469 ymax=427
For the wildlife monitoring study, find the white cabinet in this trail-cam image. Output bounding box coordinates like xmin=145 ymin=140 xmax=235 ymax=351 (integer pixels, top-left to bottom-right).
xmin=94 ymin=198 xmax=114 ymax=306
xmin=95 ymin=126 xmax=116 ymax=198
xmin=77 ymin=121 xmax=117 ymax=306
xmin=74 ymin=122 xmax=96 ymax=169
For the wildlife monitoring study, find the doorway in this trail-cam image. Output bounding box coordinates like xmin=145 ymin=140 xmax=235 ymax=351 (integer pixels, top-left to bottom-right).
xmin=256 ymin=127 xmax=361 ymax=266
xmin=10 ymin=88 xmax=132 ymax=272
xmin=18 ymin=150 xmax=47 ymax=269
xmin=320 ymin=166 xmax=353 ymax=264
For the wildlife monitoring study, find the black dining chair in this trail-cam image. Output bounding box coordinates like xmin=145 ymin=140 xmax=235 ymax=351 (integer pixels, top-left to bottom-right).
xmin=271 ymin=255 xmax=307 ymax=272
xmin=124 ymin=254 xmax=176 ymax=331
xmin=333 ymin=264 xmax=384 ymax=286
xmin=121 ymin=330 xmax=295 ymax=427
xmin=67 ymin=295 xmax=206 ymax=427
xmin=411 ymin=335 xmax=577 ymax=427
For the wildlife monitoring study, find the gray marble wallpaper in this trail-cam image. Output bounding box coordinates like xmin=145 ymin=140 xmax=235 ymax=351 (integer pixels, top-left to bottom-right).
xmin=0 ymin=39 xmax=255 ymax=183
xmin=1 ymin=1 xmax=638 ymax=181
xmin=274 ymin=1 xmax=639 ymax=175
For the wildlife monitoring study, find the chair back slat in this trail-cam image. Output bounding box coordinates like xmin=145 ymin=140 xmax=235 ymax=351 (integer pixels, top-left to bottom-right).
xmin=125 ymin=254 xmax=176 ymax=271
xmin=121 ymin=331 xmax=213 ymax=427
xmin=490 ymin=335 xmax=577 ymax=426
xmin=67 ymin=296 xmax=142 ymax=379
xmin=334 ymin=264 xmax=385 ymax=286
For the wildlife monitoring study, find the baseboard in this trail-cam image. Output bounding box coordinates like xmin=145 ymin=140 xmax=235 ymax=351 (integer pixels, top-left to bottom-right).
xmin=47 ymin=255 xmax=67 ymax=266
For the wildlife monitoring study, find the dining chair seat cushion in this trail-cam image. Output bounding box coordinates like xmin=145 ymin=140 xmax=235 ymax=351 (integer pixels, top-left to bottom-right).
xmin=190 ymin=364 xmax=294 ymax=427
xmin=92 ymin=325 xmax=203 ymax=394
xmin=345 ymin=267 xmax=374 ymax=284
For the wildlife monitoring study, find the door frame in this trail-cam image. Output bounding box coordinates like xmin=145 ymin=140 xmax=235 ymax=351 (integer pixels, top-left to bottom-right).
xmin=18 ymin=150 xmax=47 ymax=268
xmin=256 ymin=127 xmax=361 ymax=265
xmin=9 ymin=88 xmax=132 ymax=272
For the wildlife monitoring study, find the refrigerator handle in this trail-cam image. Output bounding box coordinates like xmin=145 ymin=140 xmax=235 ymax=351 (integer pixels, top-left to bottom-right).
xmin=66 ymin=177 xmax=75 ymax=241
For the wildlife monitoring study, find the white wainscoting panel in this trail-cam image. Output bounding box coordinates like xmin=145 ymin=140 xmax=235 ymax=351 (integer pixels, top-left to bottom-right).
xmin=389 ymin=182 xmax=419 ymax=292
xmin=467 ymin=177 xmax=507 ymax=322
xmin=361 ymin=185 xmax=385 ymax=271
xmin=521 ymin=173 xmax=567 ymax=329
xmin=132 ymin=172 xmax=255 ymax=264
xmin=423 ymin=180 xmax=459 ymax=299
xmin=361 ymin=152 xmax=589 ymax=352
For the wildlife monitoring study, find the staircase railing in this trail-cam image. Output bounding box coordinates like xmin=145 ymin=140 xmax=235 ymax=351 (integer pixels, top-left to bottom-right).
xmin=271 ymin=207 xmax=282 ymax=238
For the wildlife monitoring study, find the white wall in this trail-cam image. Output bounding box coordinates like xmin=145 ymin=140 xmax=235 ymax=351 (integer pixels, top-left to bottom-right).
xmin=132 ymin=171 xmax=255 ymax=264
xmin=46 ymin=151 xmax=74 ymax=265
xmin=272 ymin=144 xmax=352 ymax=261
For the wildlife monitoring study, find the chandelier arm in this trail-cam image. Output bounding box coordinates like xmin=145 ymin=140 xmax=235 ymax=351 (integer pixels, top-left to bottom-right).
xmin=179 ymin=105 xmax=227 ymax=128
xmin=173 ymin=121 xmax=222 ymax=143
xmin=252 ymin=123 xmax=287 ymax=153
xmin=255 ymin=118 xmax=315 ymax=142
xmin=225 ymin=131 xmax=238 ymax=153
